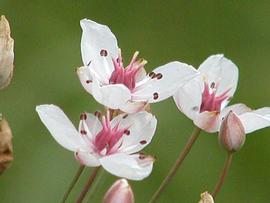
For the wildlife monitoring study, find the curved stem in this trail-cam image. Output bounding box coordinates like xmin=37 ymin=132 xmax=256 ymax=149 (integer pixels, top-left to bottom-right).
xmin=212 ymin=152 xmax=233 ymax=199
xmin=61 ymin=165 xmax=85 ymax=203
xmin=149 ymin=126 xmax=201 ymax=203
xmin=76 ymin=167 xmax=101 ymax=203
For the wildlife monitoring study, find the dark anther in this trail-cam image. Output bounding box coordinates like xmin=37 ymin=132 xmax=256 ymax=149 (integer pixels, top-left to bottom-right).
xmin=139 ymin=153 xmax=146 ymax=160
xmin=124 ymin=129 xmax=130 ymax=135
xmin=153 ymin=92 xmax=159 ymax=100
xmin=94 ymin=111 xmax=101 ymax=117
xmin=149 ymin=72 xmax=156 ymax=79
xmin=80 ymin=113 xmax=87 ymax=120
xmin=122 ymin=114 xmax=128 ymax=119
xmin=86 ymin=80 xmax=92 ymax=84
xmin=80 ymin=130 xmax=87 ymax=135
xmin=140 ymin=140 xmax=147 ymax=145
xmin=155 ymin=73 xmax=163 ymax=80
xmin=100 ymin=49 xmax=108 ymax=56
xmin=210 ymin=82 xmax=215 ymax=89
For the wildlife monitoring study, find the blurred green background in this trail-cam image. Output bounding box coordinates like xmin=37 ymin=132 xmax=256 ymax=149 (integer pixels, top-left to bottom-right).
xmin=1 ymin=0 xmax=270 ymax=202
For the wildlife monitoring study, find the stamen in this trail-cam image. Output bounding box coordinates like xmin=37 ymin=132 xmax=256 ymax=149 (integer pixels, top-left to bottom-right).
xmin=155 ymin=73 xmax=163 ymax=80
xmin=140 ymin=140 xmax=147 ymax=145
xmin=100 ymin=49 xmax=108 ymax=57
xmin=153 ymin=92 xmax=159 ymax=100
xmin=80 ymin=113 xmax=87 ymax=120
xmin=86 ymin=80 xmax=92 ymax=84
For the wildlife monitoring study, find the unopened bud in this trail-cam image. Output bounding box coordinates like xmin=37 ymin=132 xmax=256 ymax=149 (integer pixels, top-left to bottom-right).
xmin=103 ymin=179 xmax=134 ymax=203
xmin=0 ymin=116 xmax=13 ymax=174
xmin=219 ymin=111 xmax=246 ymax=152
xmin=0 ymin=15 xmax=14 ymax=89
xmin=198 ymin=191 xmax=214 ymax=203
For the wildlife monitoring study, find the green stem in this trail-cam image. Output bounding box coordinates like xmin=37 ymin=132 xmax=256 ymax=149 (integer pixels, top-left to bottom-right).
xmin=76 ymin=167 xmax=100 ymax=203
xmin=149 ymin=126 xmax=201 ymax=203
xmin=86 ymin=168 xmax=105 ymax=202
xmin=212 ymin=152 xmax=233 ymax=199
xmin=61 ymin=165 xmax=85 ymax=203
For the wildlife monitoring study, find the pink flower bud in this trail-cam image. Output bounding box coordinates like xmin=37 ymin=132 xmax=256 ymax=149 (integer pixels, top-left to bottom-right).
xmin=103 ymin=179 xmax=134 ymax=203
xmin=219 ymin=111 xmax=246 ymax=152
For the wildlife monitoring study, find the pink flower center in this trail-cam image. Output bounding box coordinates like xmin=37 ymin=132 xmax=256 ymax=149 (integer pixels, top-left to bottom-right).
xmin=109 ymin=51 xmax=147 ymax=91
xmin=93 ymin=115 xmax=129 ymax=155
xmin=200 ymin=82 xmax=230 ymax=113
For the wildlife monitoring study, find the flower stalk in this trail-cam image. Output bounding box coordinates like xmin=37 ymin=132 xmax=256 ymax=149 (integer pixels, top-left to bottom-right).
xmin=76 ymin=166 xmax=101 ymax=203
xmin=212 ymin=152 xmax=233 ymax=199
xmin=149 ymin=126 xmax=201 ymax=203
xmin=61 ymin=165 xmax=85 ymax=203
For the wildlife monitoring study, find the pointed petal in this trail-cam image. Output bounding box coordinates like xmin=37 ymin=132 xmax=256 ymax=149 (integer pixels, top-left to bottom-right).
xmin=119 ymin=100 xmax=147 ymax=114
xmin=100 ymin=153 xmax=154 ymax=180
xmin=132 ymin=61 xmax=198 ymax=103
xmin=111 ymin=111 xmax=157 ymax=154
xmin=80 ymin=19 xmax=118 ymax=66
xmin=91 ymin=81 xmax=131 ymax=110
xmin=36 ymin=105 xmax=84 ymax=151
xmin=199 ymin=54 xmax=239 ymax=99
xmin=238 ymin=107 xmax=270 ymax=133
xmin=75 ymin=150 xmax=100 ymax=167
xmin=173 ymin=75 xmax=203 ymax=120
xmin=194 ymin=111 xmax=220 ymax=133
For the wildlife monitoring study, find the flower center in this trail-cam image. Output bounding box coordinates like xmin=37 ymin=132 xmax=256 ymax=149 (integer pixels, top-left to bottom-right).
xmin=109 ymin=51 xmax=147 ymax=91
xmin=200 ymin=82 xmax=230 ymax=113
xmin=93 ymin=115 xmax=128 ymax=155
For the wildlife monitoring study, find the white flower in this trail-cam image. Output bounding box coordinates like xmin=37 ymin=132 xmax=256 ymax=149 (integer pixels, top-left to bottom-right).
xmin=36 ymin=104 xmax=157 ymax=181
xmin=174 ymin=54 xmax=239 ymax=132
xmin=77 ymin=19 xmax=198 ymax=113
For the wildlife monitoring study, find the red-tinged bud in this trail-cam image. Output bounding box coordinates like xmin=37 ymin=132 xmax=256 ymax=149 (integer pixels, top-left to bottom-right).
xmin=103 ymin=179 xmax=134 ymax=203
xmin=219 ymin=111 xmax=246 ymax=152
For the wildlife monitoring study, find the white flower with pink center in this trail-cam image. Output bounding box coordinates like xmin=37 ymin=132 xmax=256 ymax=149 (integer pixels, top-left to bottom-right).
xmin=36 ymin=104 xmax=157 ymax=180
xmin=174 ymin=54 xmax=239 ymax=132
xmin=77 ymin=19 xmax=198 ymax=113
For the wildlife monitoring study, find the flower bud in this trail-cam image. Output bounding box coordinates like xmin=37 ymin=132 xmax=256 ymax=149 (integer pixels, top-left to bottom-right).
xmin=0 ymin=115 xmax=13 ymax=174
xmin=198 ymin=191 xmax=214 ymax=203
xmin=0 ymin=15 xmax=14 ymax=89
xmin=219 ymin=111 xmax=246 ymax=152
xmin=103 ymin=179 xmax=134 ymax=203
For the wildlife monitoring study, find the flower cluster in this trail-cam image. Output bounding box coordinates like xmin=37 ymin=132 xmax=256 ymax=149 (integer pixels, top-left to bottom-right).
xmin=36 ymin=18 xmax=270 ymax=201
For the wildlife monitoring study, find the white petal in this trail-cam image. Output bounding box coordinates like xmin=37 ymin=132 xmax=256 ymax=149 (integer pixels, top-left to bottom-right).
xmin=80 ymin=19 xmax=118 ymax=66
xmin=91 ymin=81 xmax=131 ymax=110
xmin=193 ymin=111 xmax=220 ymax=133
xmin=75 ymin=150 xmax=100 ymax=167
xmin=111 ymin=111 xmax=157 ymax=154
xmin=119 ymin=100 xmax=147 ymax=114
xmin=100 ymin=153 xmax=154 ymax=180
xmin=173 ymin=75 xmax=203 ymax=120
xmin=238 ymin=107 xmax=270 ymax=133
xmin=199 ymin=54 xmax=239 ymax=100
xmin=132 ymin=61 xmax=198 ymax=103
xmin=36 ymin=105 xmax=84 ymax=151
xmin=220 ymin=103 xmax=252 ymax=119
